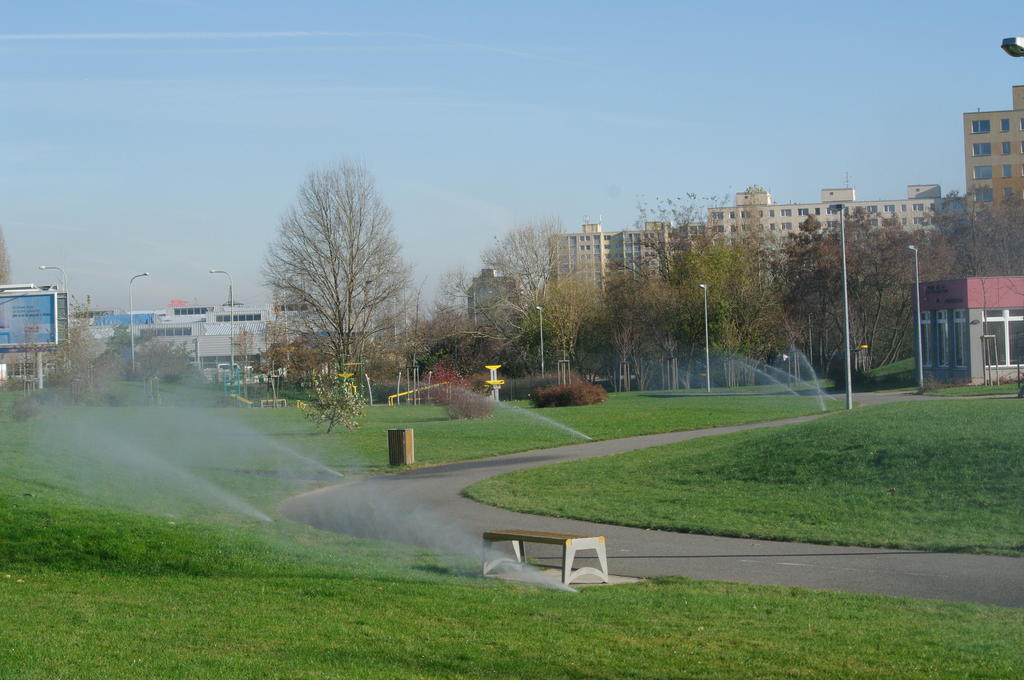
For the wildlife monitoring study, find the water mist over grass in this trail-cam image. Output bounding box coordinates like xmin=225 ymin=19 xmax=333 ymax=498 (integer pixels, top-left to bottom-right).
xmin=29 ymin=406 xmax=347 ymax=522
xmin=495 ymin=401 xmax=592 ymax=440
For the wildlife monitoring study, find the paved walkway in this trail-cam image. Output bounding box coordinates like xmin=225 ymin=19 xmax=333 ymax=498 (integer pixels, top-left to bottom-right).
xmin=280 ymin=393 xmax=1023 ymax=608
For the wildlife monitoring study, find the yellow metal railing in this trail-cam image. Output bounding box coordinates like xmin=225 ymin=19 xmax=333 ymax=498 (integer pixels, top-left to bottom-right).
xmin=229 ymin=393 xmax=255 ymax=407
xmin=387 ymin=382 xmax=450 ymax=406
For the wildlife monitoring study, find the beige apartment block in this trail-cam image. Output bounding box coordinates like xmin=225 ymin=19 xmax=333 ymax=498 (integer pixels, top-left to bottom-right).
xmin=704 ymin=184 xmax=941 ymax=237
xmin=963 ymin=85 xmax=1024 ymax=206
xmin=558 ymin=221 xmax=671 ymax=282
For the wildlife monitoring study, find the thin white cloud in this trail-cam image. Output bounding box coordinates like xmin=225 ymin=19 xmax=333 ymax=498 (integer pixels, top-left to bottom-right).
xmin=0 ymin=30 xmax=578 ymax=66
xmin=0 ymin=31 xmax=420 ymax=41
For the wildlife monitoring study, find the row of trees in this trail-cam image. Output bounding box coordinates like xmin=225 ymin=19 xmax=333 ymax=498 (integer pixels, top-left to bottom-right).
xmin=259 ymin=162 xmax=1017 ymax=391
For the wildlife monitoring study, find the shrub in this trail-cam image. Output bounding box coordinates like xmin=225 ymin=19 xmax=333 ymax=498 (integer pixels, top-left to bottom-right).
xmin=444 ymin=387 xmax=495 ymax=420
xmin=304 ymin=373 xmax=366 ymax=433
xmin=529 ymin=381 xmax=607 ymax=408
xmin=428 ymin=361 xmax=495 ymax=419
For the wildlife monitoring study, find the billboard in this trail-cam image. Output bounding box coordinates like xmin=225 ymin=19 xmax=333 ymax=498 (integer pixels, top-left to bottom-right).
xmin=0 ymin=289 xmax=61 ymax=350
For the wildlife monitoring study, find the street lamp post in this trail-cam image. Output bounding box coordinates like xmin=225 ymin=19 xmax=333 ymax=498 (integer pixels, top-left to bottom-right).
xmin=908 ymin=245 xmax=924 ymax=390
xmin=128 ymin=272 xmax=149 ymax=374
xmin=831 ymin=204 xmax=854 ymax=410
xmin=536 ymin=305 xmax=544 ymax=375
xmin=38 ymin=265 xmax=66 ymax=291
xmin=699 ymin=283 xmax=710 ymax=392
xmin=209 ymin=269 xmax=235 ymax=379
xmin=1001 ymin=37 xmax=1024 ymax=57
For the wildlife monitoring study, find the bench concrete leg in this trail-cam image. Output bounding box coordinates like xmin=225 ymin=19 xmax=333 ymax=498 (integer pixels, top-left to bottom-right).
xmin=482 ymin=539 xmax=526 ymax=576
xmin=561 ymin=537 xmax=609 ymax=585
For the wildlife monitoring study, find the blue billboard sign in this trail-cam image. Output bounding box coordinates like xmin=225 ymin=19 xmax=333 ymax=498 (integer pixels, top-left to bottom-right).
xmin=0 ymin=291 xmax=59 ymax=348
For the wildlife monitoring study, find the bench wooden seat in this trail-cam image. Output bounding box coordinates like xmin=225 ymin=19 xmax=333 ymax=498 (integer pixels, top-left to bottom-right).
xmin=482 ymin=529 xmax=609 ymax=585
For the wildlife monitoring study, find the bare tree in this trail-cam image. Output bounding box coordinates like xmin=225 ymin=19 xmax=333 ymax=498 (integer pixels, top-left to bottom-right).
xmin=263 ymin=162 xmax=411 ymax=372
xmin=481 ymin=217 xmax=562 ymax=313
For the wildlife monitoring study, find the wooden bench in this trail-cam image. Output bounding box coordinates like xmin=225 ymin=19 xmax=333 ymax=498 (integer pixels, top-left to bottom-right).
xmin=482 ymin=529 xmax=609 ymax=585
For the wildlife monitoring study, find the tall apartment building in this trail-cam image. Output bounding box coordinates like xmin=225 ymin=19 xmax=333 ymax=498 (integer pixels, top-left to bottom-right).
xmin=704 ymin=184 xmax=941 ymax=236
xmin=963 ymin=85 xmax=1024 ymax=205
xmin=558 ymin=221 xmax=672 ymax=282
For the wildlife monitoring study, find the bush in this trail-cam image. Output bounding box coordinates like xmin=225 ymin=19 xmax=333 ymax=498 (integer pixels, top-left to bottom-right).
xmin=443 ymin=387 xmax=495 ymax=420
xmin=529 ymin=381 xmax=607 ymax=408
xmin=304 ymin=373 xmax=366 ymax=433
xmin=425 ymin=361 xmax=496 ymax=420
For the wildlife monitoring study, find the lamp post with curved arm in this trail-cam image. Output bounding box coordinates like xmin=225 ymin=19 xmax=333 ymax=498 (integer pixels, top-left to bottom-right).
xmin=908 ymin=245 xmax=924 ymax=390
xmin=209 ymin=269 xmax=235 ymax=380
xmin=128 ymin=272 xmax=149 ymax=374
xmin=699 ymin=283 xmax=710 ymax=393
xmin=38 ymin=265 xmax=66 ymax=291
xmin=535 ymin=305 xmax=544 ymax=375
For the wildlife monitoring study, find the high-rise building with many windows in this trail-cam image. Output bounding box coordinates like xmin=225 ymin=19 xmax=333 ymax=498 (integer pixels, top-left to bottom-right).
xmin=963 ymin=85 xmax=1024 ymax=205
xmin=557 ymin=220 xmax=672 ymax=283
xmin=703 ymin=185 xmax=941 ymax=237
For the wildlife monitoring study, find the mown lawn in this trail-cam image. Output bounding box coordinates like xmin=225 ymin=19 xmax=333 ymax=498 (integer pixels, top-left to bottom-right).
xmin=466 ymin=400 xmax=1024 ymax=555
xmin=2 ymin=496 xmax=1021 ymax=679
xmin=0 ymin=393 xmax=1021 ymax=677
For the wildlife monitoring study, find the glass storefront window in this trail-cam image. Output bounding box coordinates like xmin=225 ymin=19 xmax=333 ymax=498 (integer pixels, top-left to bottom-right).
xmin=953 ymin=310 xmax=967 ymax=368
xmin=920 ymin=311 xmax=932 ymax=367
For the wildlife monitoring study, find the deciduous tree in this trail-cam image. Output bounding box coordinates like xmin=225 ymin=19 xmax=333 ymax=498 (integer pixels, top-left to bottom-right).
xmin=263 ymin=162 xmax=411 ymax=373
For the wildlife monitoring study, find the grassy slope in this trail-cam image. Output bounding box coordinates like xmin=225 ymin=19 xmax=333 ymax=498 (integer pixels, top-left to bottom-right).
xmin=0 ymin=393 xmax=1021 ymax=677
xmin=2 ymin=499 xmax=1021 ymax=679
xmin=467 ymin=401 xmax=1024 ymax=554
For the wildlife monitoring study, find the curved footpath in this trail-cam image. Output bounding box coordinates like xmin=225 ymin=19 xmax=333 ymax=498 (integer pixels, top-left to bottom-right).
xmin=280 ymin=392 xmax=1024 ymax=608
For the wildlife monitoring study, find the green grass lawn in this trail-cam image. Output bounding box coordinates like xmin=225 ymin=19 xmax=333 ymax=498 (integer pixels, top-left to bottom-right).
xmin=927 ymin=383 xmax=1020 ymax=397
xmin=467 ymin=400 xmax=1024 ymax=555
xmin=1 ymin=392 xmax=1022 ymax=677
xmin=2 ymin=487 xmax=1022 ymax=679
xmin=0 ymin=389 xmax=835 ymax=523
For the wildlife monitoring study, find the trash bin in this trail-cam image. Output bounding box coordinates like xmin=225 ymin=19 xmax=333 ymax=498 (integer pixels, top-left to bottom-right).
xmin=388 ymin=428 xmax=414 ymax=466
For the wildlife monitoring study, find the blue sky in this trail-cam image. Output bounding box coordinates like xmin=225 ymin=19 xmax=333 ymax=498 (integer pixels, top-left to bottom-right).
xmin=2 ymin=1 xmax=1022 ymax=309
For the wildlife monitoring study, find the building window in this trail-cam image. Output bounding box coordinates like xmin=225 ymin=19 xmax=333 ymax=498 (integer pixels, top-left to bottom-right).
xmin=768 ymin=223 xmax=776 ymax=230
xmin=920 ymin=311 xmax=932 ymax=367
xmin=1020 ymin=118 xmax=1024 ymax=131
xmin=769 ymin=210 xmax=775 ymax=217
xmin=216 ymin=313 xmax=261 ymax=322
xmin=973 ymin=165 xmax=993 ymax=179
xmin=141 ymin=327 xmax=192 ymax=338
xmin=982 ymin=309 xmax=1024 ymax=366
xmin=975 ymin=188 xmax=993 ymax=202
xmin=884 ymin=204 xmax=895 ymax=212
xmin=973 ymin=143 xmax=991 ymax=156
xmin=172 ymin=306 xmax=210 ymax=316
xmin=912 ymin=203 xmax=924 ymax=211
xmin=711 ymin=212 xmax=723 ymax=220
xmin=971 ymin=119 xmax=990 ymax=134
xmin=782 ymin=222 xmax=792 ymax=230
xmin=867 ymin=205 xmax=878 ymax=213
xmin=780 ymin=209 xmax=792 ymax=216
xmin=1001 ymin=118 xmax=1011 ymax=132
xmin=1004 ymin=164 xmax=1014 ymax=178
xmin=1003 ymin=141 xmax=1012 ymax=155
xmin=901 ymin=204 xmax=908 ymax=212
xmin=937 ymin=310 xmax=950 ymax=367
xmin=1005 ymin=187 xmax=1014 ymax=201
xmin=953 ymin=310 xmax=967 ymax=368
xmin=869 ymin=219 xmax=879 ymax=226
xmin=913 ymin=217 xmax=925 ymax=225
